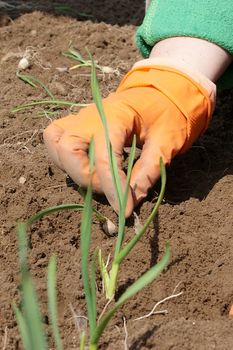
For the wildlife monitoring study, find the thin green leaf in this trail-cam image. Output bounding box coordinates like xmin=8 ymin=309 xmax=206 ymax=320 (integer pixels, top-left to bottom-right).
xmin=17 ymin=73 xmax=37 ymax=88
xmin=124 ymin=135 xmax=137 ymax=205
xmin=98 ymin=249 xmax=110 ymax=296
xmin=13 ymin=305 xmax=31 ymax=350
xmin=63 ymin=48 xmax=101 ymax=70
xmin=37 ymin=110 xmax=59 ymax=118
xmin=76 ymin=13 xmax=94 ymax=19
xmin=12 ymin=100 xmax=88 ymax=113
xmin=79 ymin=331 xmax=86 ymax=350
xmin=106 ymin=263 xmax=119 ymax=300
xmin=19 ymin=203 xmax=106 ymax=233
xmin=80 ymin=139 xmax=96 ymax=337
xmin=88 ymin=49 xmax=123 ymax=209
xmin=90 ymin=250 xmax=98 ymax=323
xmin=17 ymin=222 xmax=29 ymax=270
xmin=27 ymin=203 xmax=86 ymax=226
xmin=54 ymin=4 xmax=73 ymax=14
xmin=63 ymin=48 xmax=86 ymax=64
xmin=70 ymin=63 xmax=91 ymax=70
xmin=117 ymin=243 xmax=170 ymax=305
xmin=17 ymin=223 xmax=48 ymax=350
xmin=115 ymin=158 xmax=166 ymax=265
xmin=114 ymin=135 xmax=137 ymax=257
xmin=91 ymin=243 xmax=171 ymax=345
xmin=17 ymin=72 xmax=55 ymax=99
xmin=22 ymin=274 xmax=47 ymax=350
xmin=48 ymin=256 xmax=63 ymax=350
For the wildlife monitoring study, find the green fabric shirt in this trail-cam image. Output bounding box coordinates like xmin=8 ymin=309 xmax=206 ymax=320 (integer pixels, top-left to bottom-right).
xmin=136 ymin=0 xmax=233 ymax=89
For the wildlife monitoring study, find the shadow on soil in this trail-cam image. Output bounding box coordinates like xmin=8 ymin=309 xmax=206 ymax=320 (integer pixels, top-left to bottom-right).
xmin=0 ymin=0 xmax=145 ymax=26
xmin=129 ymin=325 xmax=159 ymax=350
xmin=145 ymin=89 xmax=233 ymax=205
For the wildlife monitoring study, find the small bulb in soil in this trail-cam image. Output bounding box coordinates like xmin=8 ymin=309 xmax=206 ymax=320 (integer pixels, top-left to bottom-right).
xmin=101 ymin=66 xmax=115 ymax=74
xmin=19 ymin=176 xmax=26 ymax=184
xmin=102 ymin=219 xmax=117 ymax=236
xmin=18 ymin=57 xmax=30 ymax=70
xmin=133 ymin=212 xmax=143 ymax=234
xmin=56 ymin=66 xmax=68 ymax=73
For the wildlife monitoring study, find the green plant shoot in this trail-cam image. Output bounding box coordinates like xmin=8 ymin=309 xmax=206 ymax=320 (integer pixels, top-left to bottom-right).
xmin=89 ymin=51 xmax=167 ymax=299
xmin=14 ymin=48 xmax=171 ymax=350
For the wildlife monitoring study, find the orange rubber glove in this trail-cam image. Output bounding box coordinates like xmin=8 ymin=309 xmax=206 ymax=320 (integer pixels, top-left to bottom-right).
xmin=43 ymin=65 xmax=213 ymax=217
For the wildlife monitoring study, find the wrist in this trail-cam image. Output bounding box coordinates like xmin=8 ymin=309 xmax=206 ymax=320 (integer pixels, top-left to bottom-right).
xmin=133 ymin=56 xmax=216 ymax=110
xmin=148 ymin=37 xmax=232 ymax=82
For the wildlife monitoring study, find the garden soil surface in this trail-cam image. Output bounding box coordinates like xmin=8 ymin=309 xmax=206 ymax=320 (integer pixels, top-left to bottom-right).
xmin=1 ymin=1 xmax=233 ymax=349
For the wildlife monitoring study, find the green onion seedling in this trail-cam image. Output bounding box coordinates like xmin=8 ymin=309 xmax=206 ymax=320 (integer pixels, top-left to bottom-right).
xmin=78 ymin=139 xmax=170 ymax=349
xmin=16 ymin=72 xmax=55 ymax=99
xmin=63 ymin=47 xmax=119 ymax=75
xmin=14 ymin=50 xmax=171 ymax=350
xmin=14 ymin=71 xmax=89 ymax=115
xmin=12 ymin=100 xmax=88 ymax=114
xmin=89 ymin=51 xmax=167 ymax=299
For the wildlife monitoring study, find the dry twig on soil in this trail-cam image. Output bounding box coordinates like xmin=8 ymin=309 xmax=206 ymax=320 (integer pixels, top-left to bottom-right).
xmin=134 ymin=282 xmax=183 ymax=321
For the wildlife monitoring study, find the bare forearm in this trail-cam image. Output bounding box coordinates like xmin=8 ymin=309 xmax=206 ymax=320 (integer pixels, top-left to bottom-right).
xmin=150 ymin=37 xmax=232 ymax=82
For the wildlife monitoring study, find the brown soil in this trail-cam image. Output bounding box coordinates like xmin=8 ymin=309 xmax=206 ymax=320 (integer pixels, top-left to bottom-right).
xmin=1 ymin=2 xmax=233 ymax=349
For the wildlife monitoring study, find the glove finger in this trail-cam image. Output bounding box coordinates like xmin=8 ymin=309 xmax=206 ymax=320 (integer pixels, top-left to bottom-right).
xmin=95 ymin=129 xmax=134 ymax=218
xmin=43 ymin=123 xmax=65 ymax=170
xmin=130 ymin=126 xmax=187 ymax=206
xmin=43 ymin=113 xmax=88 ymax=168
xmin=55 ymin=133 xmax=102 ymax=193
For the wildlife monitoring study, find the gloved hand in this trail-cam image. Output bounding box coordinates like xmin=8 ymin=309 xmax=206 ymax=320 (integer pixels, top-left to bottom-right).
xmin=43 ymin=65 xmax=213 ymax=217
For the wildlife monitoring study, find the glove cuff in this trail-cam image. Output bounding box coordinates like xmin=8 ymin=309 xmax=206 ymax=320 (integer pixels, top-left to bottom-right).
xmin=133 ymin=58 xmax=216 ymax=107
xmin=117 ymin=64 xmax=214 ymax=152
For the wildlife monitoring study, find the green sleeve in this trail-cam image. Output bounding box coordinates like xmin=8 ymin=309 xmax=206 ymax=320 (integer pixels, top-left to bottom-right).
xmin=136 ymin=0 xmax=233 ymax=89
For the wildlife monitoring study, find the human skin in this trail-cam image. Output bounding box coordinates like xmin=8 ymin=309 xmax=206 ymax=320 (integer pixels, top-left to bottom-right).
xmin=149 ymin=37 xmax=232 ymax=82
